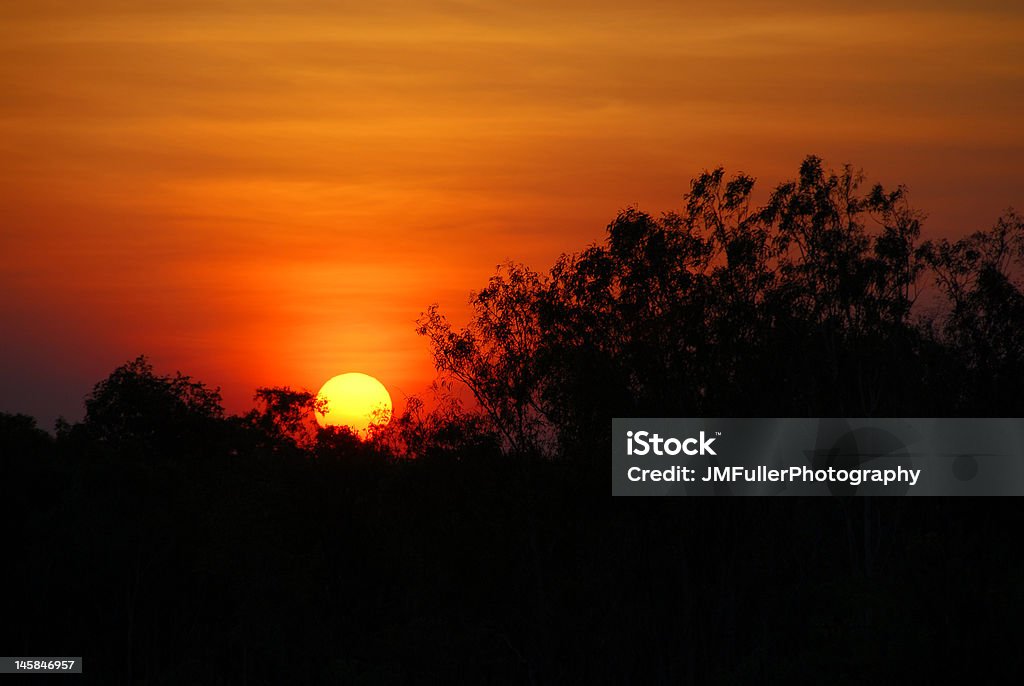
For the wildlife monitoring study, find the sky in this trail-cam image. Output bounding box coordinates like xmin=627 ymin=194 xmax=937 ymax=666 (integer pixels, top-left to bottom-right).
xmin=1 ymin=0 xmax=1022 ymax=429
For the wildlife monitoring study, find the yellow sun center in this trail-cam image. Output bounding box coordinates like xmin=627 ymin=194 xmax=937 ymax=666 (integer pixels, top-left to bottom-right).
xmin=315 ymin=372 xmax=393 ymax=435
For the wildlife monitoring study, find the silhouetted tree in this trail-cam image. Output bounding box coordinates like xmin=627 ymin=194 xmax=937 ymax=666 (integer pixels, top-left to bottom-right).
xmin=755 ymin=156 xmax=931 ymax=416
xmin=0 ymin=412 xmax=54 ymax=464
xmin=370 ymin=392 xmax=502 ymax=462
xmin=244 ymin=386 xmax=325 ymax=453
xmin=81 ymin=355 xmax=225 ymax=458
xmin=417 ymin=263 xmax=555 ymax=455
xmin=923 ymin=209 xmax=1024 ymax=413
xmin=420 ymin=156 xmax=986 ymax=459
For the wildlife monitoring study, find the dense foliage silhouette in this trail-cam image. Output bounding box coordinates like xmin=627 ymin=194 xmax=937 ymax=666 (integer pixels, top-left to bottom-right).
xmin=3 ymin=157 xmax=1022 ymax=683
xmin=420 ymin=156 xmax=1023 ymax=457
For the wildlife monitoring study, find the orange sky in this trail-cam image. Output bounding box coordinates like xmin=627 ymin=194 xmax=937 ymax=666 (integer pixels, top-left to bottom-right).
xmin=1 ymin=1 xmax=1022 ymax=427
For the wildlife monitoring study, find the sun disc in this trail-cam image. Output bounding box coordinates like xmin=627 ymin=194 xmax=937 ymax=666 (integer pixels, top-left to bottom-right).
xmin=315 ymin=372 xmax=393 ymax=435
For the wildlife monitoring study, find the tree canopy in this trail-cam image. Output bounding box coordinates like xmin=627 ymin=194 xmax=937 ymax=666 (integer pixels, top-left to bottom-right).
xmin=419 ymin=156 xmax=1023 ymax=458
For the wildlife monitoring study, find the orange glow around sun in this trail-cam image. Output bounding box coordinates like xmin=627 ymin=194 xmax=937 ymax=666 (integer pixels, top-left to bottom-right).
xmin=315 ymin=373 xmax=393 ymax=436
xmin=0 ymin=2 xmax=1021 ymax=428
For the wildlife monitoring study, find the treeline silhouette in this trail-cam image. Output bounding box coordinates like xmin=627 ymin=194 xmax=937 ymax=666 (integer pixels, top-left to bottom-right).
xmin=3 ymin=156 xmax=1023 ymax=683
xmin=419 ymin=156 xmax=1024 ymax=458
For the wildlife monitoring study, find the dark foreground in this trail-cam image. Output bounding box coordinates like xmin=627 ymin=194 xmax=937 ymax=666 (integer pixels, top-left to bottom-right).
xmin=4 ymin=430 xmax=1021 ymax=685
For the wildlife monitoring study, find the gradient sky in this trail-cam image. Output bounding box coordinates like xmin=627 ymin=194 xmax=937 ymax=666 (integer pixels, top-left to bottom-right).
xmin=1 ymin=0 xmax=1022 ymax=428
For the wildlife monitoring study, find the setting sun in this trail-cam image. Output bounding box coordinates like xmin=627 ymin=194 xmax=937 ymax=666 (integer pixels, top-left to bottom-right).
xmin=315 ymin=372 xmax=393 ymax=435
